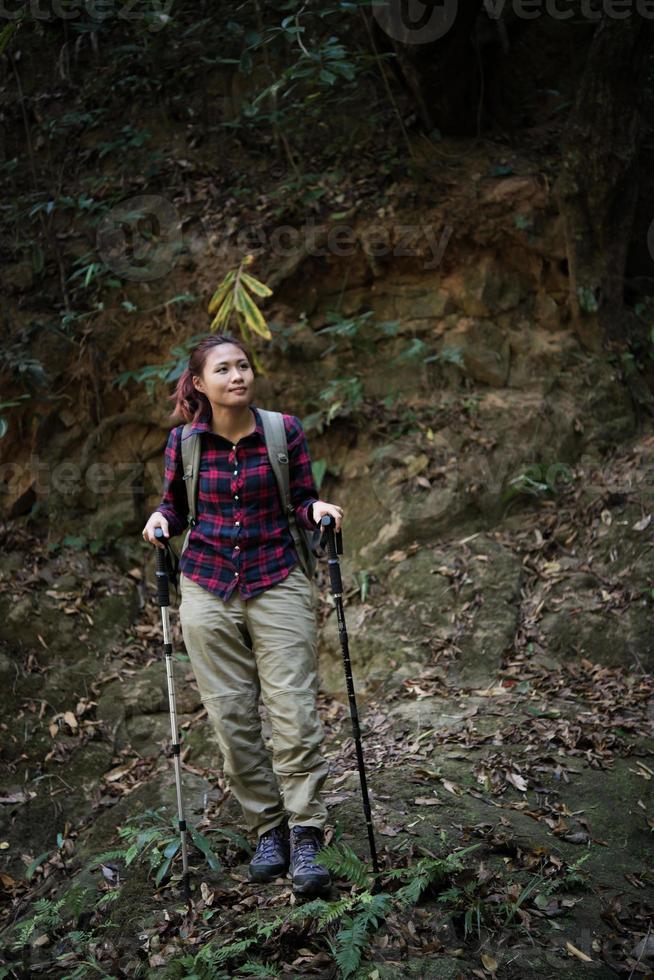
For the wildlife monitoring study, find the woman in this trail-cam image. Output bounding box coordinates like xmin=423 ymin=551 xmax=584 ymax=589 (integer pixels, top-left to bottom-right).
xmin=142 ymin=334 xmax=343 ymax=897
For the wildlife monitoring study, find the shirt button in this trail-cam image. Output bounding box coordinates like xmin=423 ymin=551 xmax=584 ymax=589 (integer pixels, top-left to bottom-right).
xmin=233 ymin=470 xmax=238 ymax=476
xmin=234 ymin=545 xmax=240 ymax=552
xmin=235 ymin=521 xmax=240 ymax=527
xmin=232 ymin=445 xmax=237 ymax=451
xmin=234 ymin=494 xmax=239 ymax=500
xmin=234 ymin=572 xmax=239 ymax=577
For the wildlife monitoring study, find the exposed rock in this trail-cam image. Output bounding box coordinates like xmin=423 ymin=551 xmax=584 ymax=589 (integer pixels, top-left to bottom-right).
xmin=441 ymin=317 xmax=511 ymax=387
xmin=443 ymin=255 xmax=527 ymax=317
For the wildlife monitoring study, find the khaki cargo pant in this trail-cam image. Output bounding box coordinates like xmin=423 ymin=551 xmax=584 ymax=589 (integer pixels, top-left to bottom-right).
xmin=179 ymin=566 xmax=329 ymax=837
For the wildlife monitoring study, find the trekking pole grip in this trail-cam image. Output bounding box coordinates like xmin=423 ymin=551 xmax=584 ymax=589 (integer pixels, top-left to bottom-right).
xmin=320 ymin=515 xmax=343 ymax=594
xmin=154 ymin=528 xmax=170 ymax=607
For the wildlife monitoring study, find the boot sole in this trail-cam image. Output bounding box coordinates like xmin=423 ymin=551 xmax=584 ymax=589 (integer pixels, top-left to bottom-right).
xmin=248 ymin=864 xmax=289 ymax=883
xmin=291 ymin=876 xmax=331 ymax=897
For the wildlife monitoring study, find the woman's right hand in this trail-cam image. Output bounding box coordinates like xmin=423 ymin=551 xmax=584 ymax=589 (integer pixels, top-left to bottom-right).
xmin=142 ymin=512 xmax=169 ymax=549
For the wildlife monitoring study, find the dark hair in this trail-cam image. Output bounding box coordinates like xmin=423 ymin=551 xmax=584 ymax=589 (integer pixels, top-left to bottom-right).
xmin=169 ymin=334 xmax=253 ymax=423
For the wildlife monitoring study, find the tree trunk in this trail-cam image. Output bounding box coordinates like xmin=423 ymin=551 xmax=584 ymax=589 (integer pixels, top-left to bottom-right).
xmin=554 ymin=17 xmax=653 ymax=345
xmin=369 ymin=0 xmax=485 ymax=136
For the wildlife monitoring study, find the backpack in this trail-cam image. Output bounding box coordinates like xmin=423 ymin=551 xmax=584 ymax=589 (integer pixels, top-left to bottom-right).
xmin=180 ymin=409 xmax=320 ymax=580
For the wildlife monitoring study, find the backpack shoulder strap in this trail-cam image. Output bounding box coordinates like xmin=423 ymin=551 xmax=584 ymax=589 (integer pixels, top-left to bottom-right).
xmin=258 ymin=409 xmax=292 ymax=516
xmin=181 ymin=424 xmax=201 ymax=528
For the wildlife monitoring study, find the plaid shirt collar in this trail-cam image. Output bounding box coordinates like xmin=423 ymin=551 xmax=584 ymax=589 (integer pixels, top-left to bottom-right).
xmin=182 ymin=405 xmax=264 ymax=442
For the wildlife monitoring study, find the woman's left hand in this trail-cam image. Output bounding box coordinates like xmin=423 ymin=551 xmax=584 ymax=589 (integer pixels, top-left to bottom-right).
xmin=312 ymin=500 xmax=344 ymax=532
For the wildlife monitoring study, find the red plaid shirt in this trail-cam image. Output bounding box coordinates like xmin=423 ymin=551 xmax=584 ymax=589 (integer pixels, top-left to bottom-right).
xmin=156 ymin=406 xmax=319 ymax=600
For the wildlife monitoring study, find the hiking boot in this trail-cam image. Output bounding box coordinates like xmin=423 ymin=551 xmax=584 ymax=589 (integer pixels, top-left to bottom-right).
xmin=248 ymin=819 xmax=290 ymax=883
xmin=289 ymin=826 xmax=331 ymax=896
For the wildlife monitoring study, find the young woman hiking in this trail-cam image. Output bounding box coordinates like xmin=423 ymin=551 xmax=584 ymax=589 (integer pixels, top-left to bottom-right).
xmin=142 ymin=334 xmax=343 ymax=897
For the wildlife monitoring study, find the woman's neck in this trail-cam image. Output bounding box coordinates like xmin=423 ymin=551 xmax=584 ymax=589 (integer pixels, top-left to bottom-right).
xmin=210 ymin=406 xmax=255 ymax=442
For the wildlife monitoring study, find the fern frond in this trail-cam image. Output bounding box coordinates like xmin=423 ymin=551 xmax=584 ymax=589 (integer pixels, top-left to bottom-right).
xmin=211 ymin=937 xmax=258 ymax=965
xmin=84 ymin=849 xmax=127 ymax=872
xmin=317 ymin=843 xmax=371 ymax=889
xmin=328 ymin=914 xmax=370 ymax=980
xmin=238 ymin=960 xmax=282 ymax=978
xmin=357 ymin=891 xmax=392 ymax=925
xmin=317 ymin=896 xmax=359 ymax=928
xmin=255 ymin=912 xmax=287 ymax=939
xmin=286 ymin=897 xmax=333 ymax=924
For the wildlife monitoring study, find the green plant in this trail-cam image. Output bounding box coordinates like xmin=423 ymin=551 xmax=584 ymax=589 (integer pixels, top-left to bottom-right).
xmin=502 ymin=461 xmax=574 ymax=504
xmin=303 ymin=377 xmax=363 ymax=434
xmin=392 ymin=340 xmax=464 ymax=367
xmin=237 ymin=962 xmax=283 ymax=978
xmin=0 ymin=394 xmax=30 ymax=438
xmin=96 ymin=125 xmax=151 ymax=159
xmin=534 ymin=853 xmax=591 ymax=906
xmin=328 ymin=892 xmax=392 ymax=979
xmin=10 ymin=897 xmax=66 ymax=950
xmin=117 ymin=806 xmax=221 ymax=888
xmin=385 ymin=843 xmax=482 ymax=907
xmin=113 ymin=331 xmax=207 ymax=394
xmin=207 ymin=256 xmax=273 ymax=371
xmin=317 ymin=311 xmax=400 ymax=356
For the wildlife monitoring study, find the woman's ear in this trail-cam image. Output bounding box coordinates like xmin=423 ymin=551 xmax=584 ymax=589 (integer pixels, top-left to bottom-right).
xmin=192 ymin=375 xmax=204 ymax=394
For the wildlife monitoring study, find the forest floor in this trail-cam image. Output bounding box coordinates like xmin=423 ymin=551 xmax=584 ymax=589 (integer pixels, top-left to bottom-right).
xmin=0 ymin=481 xmax=653 ymax=979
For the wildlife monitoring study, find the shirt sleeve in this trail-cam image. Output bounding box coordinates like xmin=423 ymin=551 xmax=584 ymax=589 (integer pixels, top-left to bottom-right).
xmin=156 ymin=426 xmax=188 ymax=537
xmin=285 ymin=415 xmax=319 ymax=530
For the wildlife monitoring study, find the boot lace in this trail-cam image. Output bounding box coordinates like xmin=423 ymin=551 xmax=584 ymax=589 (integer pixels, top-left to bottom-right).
xmin=255 ymin=825 xmax=286 ymax=862
xmin=292 ymin=830 xmax=324 ymax=872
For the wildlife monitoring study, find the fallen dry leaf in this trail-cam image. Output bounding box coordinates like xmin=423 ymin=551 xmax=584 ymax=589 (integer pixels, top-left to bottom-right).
xmin=506 ymin=771 xmax=528 ymax=792
xmin=442 ymin=780 xmax=464 ymax=796
xmin=481 ymin=952 xmax=499 ymax=973
xmin=565 ymin=941 xmax=593 ymax=962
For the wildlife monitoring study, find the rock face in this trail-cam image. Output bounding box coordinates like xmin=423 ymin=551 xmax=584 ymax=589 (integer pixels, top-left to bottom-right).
xmin=319 ymin=535 xmax=523 ymax=695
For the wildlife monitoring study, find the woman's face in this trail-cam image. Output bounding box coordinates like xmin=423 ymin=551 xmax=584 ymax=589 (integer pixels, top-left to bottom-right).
xmin=193 ymin=343 xmax=254 ymax=410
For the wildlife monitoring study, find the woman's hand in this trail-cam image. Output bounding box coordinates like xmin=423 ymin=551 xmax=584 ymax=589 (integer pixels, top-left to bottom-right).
xmin=311 ymin=500 xmax=343 ymax=533
xmin=142 ymin=512 xmax=169 ymax=549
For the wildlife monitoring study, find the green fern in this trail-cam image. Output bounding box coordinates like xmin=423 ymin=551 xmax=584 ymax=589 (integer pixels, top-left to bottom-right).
xmin=11 ymin=897 xmax=66 ymax=949
xmin=254 ymin=912 xmax=288 ymax=941
xmin=83 ymin=848 xmax=128 ymax=872
xmin=328 ymin=892 xmax=391 ymax=979
xmin=211 ymin=937 xmax=259 ymax=965
xmin=315 ymin=896 xmax=359 ymax=928
xmin=316 ymin=842 xmax=371 ymax=889
xmin=388 ymin=843 xmax=482 ymax=907
xmin=237 ymin=961 xmax=282 ymax=978
xmin=330 ymin=914 xmax=369 ymax=979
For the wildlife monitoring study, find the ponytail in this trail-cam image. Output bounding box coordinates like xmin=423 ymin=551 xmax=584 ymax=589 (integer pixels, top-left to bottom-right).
xmin=169 ymin=368 xmax=211 ymax=424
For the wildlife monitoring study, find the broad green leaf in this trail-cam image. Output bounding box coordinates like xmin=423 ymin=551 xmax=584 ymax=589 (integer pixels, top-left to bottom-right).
xmin=235 ymin=286 xmax=271 ymax=339
xmin=240 ymin=271 xmax=272 ymax=298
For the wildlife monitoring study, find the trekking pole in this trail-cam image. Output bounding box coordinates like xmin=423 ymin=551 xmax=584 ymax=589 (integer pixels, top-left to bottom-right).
xmin=154 ymin=527 xmax=191 ymax=906
xmin=320 ymin=516 xmax=380 ymax=880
